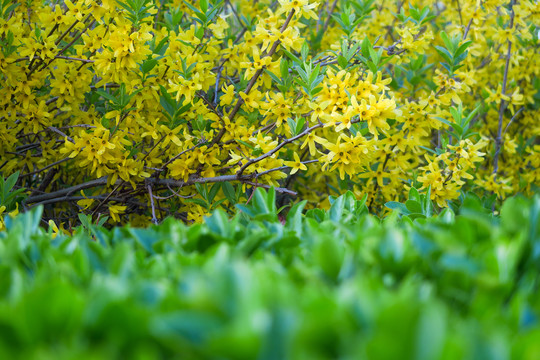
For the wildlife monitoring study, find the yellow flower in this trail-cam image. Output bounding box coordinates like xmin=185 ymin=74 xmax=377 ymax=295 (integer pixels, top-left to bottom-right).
xmin=160 ymin=125 xmax=183 ymax=147
xmin=492 ymin=27 xmax=514 ymax=44
xmin=485 ymin=85 xmax=511 ymax=105
xmin=169 ymin=73 xmax=203 ymax=105
xmin=8 ymin=203 xmax=18 ymax=217
xmin=308 ymin=100 xmax=331 ymax=123
xmin=301 ymin=132 xmax=326 ymax=156
xmin=65 ymin=0 xmax=85 ymax=21
xmin=284 ymin=152 xmax=307 ymax=174
xmin=169 ymin=158 xmax=196 ymax=181
xmin=240 ymin=89 xmax=263 ymax=110
xmin=77 ymin=190 xmax=95 ymax=210
xmin=208 ymin=16 xmax=229 ymax=39
xmin=447 ymin=141 xmax=470 ymax=159
xmin=476 ymin=174 xmax=513 ymax=199
xmin=227 ymin=151 xmax=244 ymax=166
xmin=48 ymin=220 xmax=61 ymax=239
xmin=220 ymin=85 xmax=236 ymax=107
xmin=277 ymin=0 xmax=319 ymax=20
xmin=109 ymin=204 xmax=127 ymax=223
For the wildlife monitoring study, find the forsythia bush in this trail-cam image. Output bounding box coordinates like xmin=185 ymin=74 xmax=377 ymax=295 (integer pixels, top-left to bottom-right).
xmin=0 ymin=0 xmax=538 ymax=226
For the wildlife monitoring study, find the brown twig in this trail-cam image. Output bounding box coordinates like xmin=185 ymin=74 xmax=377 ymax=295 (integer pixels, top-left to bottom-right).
xmin=502 ymin=107 xmax=524 ymax=137
xmin=254 ymin=160 xmax=318 ymax=179
xmin=463 ymin=18 xmax=473 ymax=40
xmin=55 ymin=55 xmax=94 ymax=63
xmin=19 ymin=157 xmax=71 ymax=178
xmin=321 ymin=0 xmax=339 ymax=35
xmin=237 ymin=122 xmax=323 ymax=176
xmin=25 ymin=177 xmax=112 ymax=205
xmin=25 ymin=163 xmax=304 ymax=207
xmin=147 ymin=183 xmax=159 ymax=225
xmin=91 ymin=181 xmax=126 ymax=217
xmin=45 ymin=125 xmax=75 ymax=143
xmin=243 ymin=181 xmax=297 ymax=196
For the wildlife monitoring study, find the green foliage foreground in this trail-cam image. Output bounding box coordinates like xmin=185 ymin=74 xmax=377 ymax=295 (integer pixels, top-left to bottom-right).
xmin=1 ymin=189 xmax=540 ymax=359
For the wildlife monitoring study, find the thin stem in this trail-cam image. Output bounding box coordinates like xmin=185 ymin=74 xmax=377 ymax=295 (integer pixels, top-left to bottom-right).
xmin=19 ymin=157 xmax=71 ymax=178
xmin=147 ymin=183 xmax=159 ymax=225
xmin=243 ymin=181 xmax=297 ymax=196
xmin=502 ymin=107 xmax=523 ymax=137
xmin=237 ymin=122 xmax=323 ymax=176
xmin=321 ymin=0 xmax=339 ymax=35
xmin=91 ymin=181 xmax=126 ymax=217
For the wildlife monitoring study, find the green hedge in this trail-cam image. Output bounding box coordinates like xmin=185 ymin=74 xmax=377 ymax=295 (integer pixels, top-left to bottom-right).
xmin=1 ymin=190 xmax=539 ymax=359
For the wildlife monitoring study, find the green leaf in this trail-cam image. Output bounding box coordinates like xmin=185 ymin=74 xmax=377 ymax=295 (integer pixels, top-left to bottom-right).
xmin=409 ymin=187 xmax=420 ymax=202
xmin=424 ymin=186 xmax=433 ymax=217
xmin=141 ymin=58 xmax=158 ymax=73
xmin=286 ymin=200 xmax=307 ymax=235
xmin=282 ymin=48 xmax=302 ymax=65
xmin=464 ymin=105 xmax=480 ymax=125
xmin=184 ymin=198 xmax=209 ymax=208
xmin=287 ymin=117 xmax=297 ymax=136
xmin=432 ymin=116 xmax=452 ymax=127
xmin=222 ymin=182 xmax=236 ymax=204
xmin=280 ymin=58 xmax=290 ymax=79
xmin=337 ymin=55 xmax=348 ymax=69
xmin=151 ymin=311 xmax=222 ymax=343
xmin=329 ymin=195 xmax=345 ymax=222
xmin=368 ymin=47 xmax=379 ymax=65
xmin=160 ymin=95 xmax=176 ymax=118
xmin=434 ymin=46 xmax=453 ymax=64
xmin=199 ymin=0 xmax=208 ymax=13
xmin=96 ymin=89 xmax=118 ymax=104
xmin=415 ymin=303 xmax=447 ymax=360
xmin=405 ymin=200 xmax=423 ymax=214
xmin=440 ymin=31 xmax=453 ymax=52
xmin=454 ymin=40 xmax=472 ymax=58
xmin=208 ymin=183 xmax=221 ymax=203
xmin=128 ymin=228 xmax=159 ymax=254
xmin=385 ymin=201 xmax=411 ymax=215
xmin=205 ymin=209 xmax=232 ymax=238
xmin=4 ymin=171 xmax=19 ymax=195
xmin=301 ymin=41 xmax=309 ymax=62
xmin=235 ymin=139 xmax=255 ymax=150
xmin=315 ymin=235 xmax=344 ymax=280
xmin=183 ymin=0 xmax=204 ymax=16
xmin=361 ymin=37 xmax=372 ymax=57
xmin=265 ymin=187 xmax=276 ymax=214
xmin=295 ymin=116 xmax=305 ymax=135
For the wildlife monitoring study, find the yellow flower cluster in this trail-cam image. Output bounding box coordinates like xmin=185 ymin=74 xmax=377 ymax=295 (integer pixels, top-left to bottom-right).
xmin=0 ymin=0 xmax=538 ymax=225
xmin=418 ymin=139 xmax=487 ymax=207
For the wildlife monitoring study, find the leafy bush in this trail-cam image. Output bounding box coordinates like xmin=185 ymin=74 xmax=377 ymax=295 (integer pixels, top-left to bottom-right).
xmin=0 ymin=0 xmax=538 ymax=225
xmin=0 ymin=189 xmax=539 ymax=359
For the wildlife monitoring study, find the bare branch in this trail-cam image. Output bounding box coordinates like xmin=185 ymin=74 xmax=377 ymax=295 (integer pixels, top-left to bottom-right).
xmin=237 ymin=123 xmax=323 ymax=176
xmin=147 ymin=183 xmax=159 ymax=225
xmin=19 ymin=157 xmax=71 ymax=178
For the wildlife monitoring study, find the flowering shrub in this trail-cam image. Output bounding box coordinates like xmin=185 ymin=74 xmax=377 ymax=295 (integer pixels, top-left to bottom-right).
xmin=0 ymin=0 xmax=538 ymax=225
